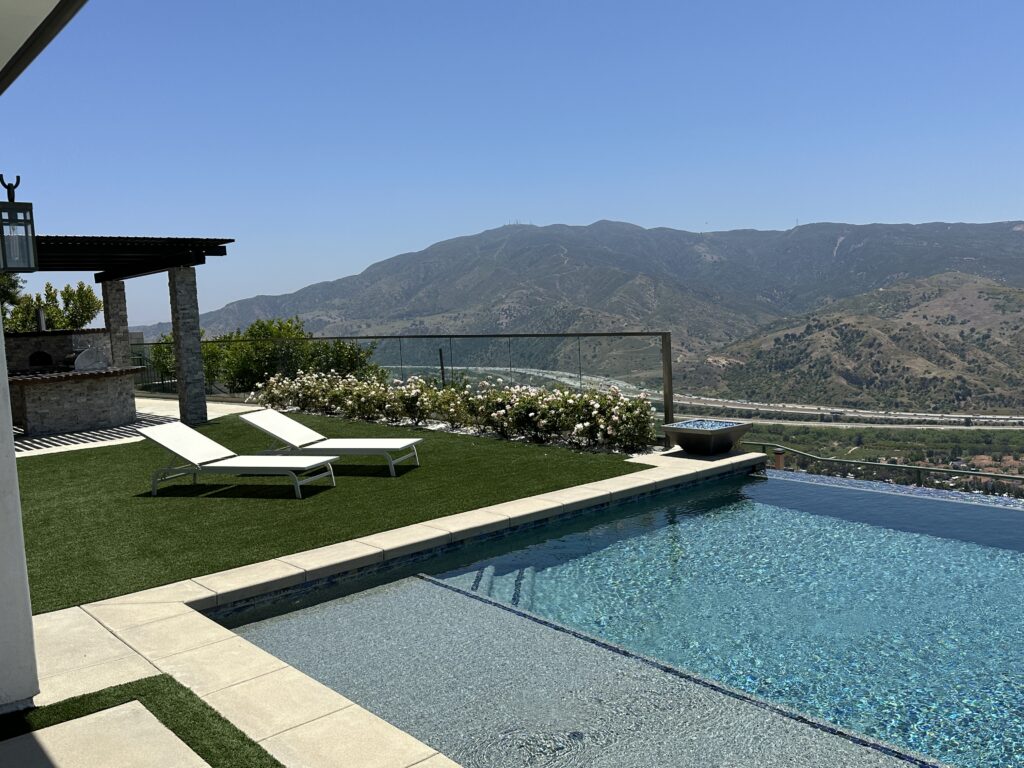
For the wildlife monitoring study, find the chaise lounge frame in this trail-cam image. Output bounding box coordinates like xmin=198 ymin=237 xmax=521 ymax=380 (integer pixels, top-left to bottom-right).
xmin=139 ymin=422 xmax=338 ymax=499
xmin=240 ymin=408 xmax=421 ymax=477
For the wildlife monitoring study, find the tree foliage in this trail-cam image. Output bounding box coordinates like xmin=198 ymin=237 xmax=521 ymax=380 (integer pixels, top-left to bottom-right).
xmin=151 ymin=317 xmax=380 ymax=392
xmin=4 ymin=281 xmax=104 ymax=332
xmin=0 ymin=273 xmax=23 ymax=317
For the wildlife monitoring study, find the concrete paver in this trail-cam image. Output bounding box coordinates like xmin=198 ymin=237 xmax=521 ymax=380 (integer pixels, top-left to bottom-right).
xmin=410 ymin=755 xmax=463 ymax=768
xmin=202 ymin=666 xmax=352 ymax=741
xmin=277 ymin=540 xmax=384 ymax=580
xmin=192 ymin=560 xmax=305 ymax=605
xmin=92 ymin=579 xmax=217 ymax=609
xmin=356 ymin=523 xmax=451 ymax=559
xmin=83 ymin=600 xmax=193 ymax=632
xmin=0 ymin=701 xmax=209 ymax=767
xmin=260 ymin=705 xmax=439 ymax=768
xmin=529 ymin=486 xmax=611 ymax=513
xmin=474 ymin=496 xmax=563 ymax=525
xmin=153 ymin=636 xmax=287 ymax=696
xmin=35 ymin=655 xmax=159 ymax=707
xmin=34 ymin=608 xmax=138 ymax=679
xmin=419 ymin=509 xmax=511 ymax=541
xmin=115 ymin=611 xmax=235 ymax=660
xmin=580 ymin=474 xmax=659 ymax=500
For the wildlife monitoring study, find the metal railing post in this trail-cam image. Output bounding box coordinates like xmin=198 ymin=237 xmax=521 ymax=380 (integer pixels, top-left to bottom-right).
xmin=773 ymin=447 xmax=785 ymax=470
xmin=577 ymin=336 xmax=583 ymax=391
xmin=661 ymin=332 xmax=674 ymax=424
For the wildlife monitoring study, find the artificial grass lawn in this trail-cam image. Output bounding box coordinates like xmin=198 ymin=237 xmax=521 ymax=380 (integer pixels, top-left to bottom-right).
xmin=0 ymin=675 xmax=281 ymax=767
xmin=20 ymin=413 xmax=642 ymax=613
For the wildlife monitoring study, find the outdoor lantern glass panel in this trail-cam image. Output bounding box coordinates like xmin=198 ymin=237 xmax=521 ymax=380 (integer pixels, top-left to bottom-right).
xmin=0 ymin=201 xmax=38 ymax=272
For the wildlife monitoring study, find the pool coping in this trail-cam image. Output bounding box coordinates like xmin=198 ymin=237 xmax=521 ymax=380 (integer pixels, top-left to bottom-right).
xmin=31 ymin=450 xmax=768 ymax=768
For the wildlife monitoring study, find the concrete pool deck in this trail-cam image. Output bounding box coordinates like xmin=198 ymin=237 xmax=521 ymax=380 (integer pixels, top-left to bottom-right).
xmin=20 ymin=449 xmax=770 ymax=767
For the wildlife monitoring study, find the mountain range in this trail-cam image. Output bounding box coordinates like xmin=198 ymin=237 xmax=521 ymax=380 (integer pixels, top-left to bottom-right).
xmin=136 ymin=220 xmax=1024 ymax=411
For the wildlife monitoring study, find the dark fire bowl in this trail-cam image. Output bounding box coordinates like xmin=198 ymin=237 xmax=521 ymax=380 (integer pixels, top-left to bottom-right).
xmin=662 ymin=419 xmax=752 ymax=456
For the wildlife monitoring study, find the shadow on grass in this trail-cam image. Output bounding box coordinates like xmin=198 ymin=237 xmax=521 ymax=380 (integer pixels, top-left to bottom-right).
xmin=134 ymin=482 xmax=336 ymax=500
xmin=133 ymin=462 xmax=419 ymax=498
xmin=324 ymin=464 xmax=418 ymax=478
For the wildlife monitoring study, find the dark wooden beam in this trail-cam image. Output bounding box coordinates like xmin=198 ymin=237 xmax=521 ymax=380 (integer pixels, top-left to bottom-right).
xmin=34 ymin=236 xmax=232 ymax=277
xmin=94 ymin=256 xmax=207 ymax=283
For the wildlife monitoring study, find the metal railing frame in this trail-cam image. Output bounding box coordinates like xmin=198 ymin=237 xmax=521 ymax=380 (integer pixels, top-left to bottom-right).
xmin=134 ymin=331 xmax=676 ymax=423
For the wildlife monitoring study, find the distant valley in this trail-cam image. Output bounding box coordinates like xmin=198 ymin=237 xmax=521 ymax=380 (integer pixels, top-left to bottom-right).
xmin=135 ymin=220 xmax=1024 ymax=411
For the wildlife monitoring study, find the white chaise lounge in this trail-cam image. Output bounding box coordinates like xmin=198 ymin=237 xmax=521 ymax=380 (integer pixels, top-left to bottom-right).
xmin=138 ymin=421 xmax=338 ymax=499
xmin=239 ymin=408 xmax=422 ymax=477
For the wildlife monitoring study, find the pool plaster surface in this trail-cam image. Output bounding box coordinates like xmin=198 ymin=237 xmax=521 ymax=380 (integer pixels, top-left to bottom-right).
xmin=19 ymin=449 xmax=769 ymax=768
xmin=236 ymin=575 xmax=939 ymax=768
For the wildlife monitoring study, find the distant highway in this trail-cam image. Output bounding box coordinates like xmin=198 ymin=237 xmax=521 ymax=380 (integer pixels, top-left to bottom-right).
xmin=671 ymin=394 xmax=1024 ymax=427
xmin=393 ymin=364 xmax=1024 ymax=428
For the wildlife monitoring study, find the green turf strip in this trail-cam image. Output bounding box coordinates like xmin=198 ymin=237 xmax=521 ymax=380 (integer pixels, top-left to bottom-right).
xmin=0 ymin=675 xmax=281 ymax=767
xmin=19 ymin=413 xmax=641 ymax=613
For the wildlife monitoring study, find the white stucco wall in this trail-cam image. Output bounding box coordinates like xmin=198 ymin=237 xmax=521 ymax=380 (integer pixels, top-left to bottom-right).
xmin=0 ymin=322 xmax=40 ymax=712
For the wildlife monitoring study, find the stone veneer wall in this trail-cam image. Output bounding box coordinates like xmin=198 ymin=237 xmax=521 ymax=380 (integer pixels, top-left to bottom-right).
xmin=169 ymin=266 xmax=207 ymax=425
xmin=3 ymin=329 xmax=112 ymax=371
xmin=101 ymin=280 xmax=131 ymax=367
xmin=9 ymin=371 xmax=137 ymax=436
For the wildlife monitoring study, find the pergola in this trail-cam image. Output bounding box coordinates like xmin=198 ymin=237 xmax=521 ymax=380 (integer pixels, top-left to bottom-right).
xmin=0 ymin=232 xmax=231 ymax=713
xmin=32 ymin=235 xmax=233 ymax=424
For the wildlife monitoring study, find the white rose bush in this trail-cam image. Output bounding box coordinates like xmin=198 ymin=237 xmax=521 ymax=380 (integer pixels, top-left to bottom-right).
xmin=249 ymin=372 xmax=655 ymax=452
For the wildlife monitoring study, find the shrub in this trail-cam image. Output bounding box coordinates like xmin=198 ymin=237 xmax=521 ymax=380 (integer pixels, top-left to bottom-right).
xmin=249 ymin=374 xmax=654 ymax=453
xmin=421 ymin=384 xmax=473 ymax=429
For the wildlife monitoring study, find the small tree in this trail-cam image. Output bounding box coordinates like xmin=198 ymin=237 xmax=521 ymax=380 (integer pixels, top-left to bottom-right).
xmin=59 ymin=282 xmax=105 ymax=329
xmin=5 ymin=281 xmax=103 ymax=331
xmin=0 ymin=273 xmax=23 ymax=319
xmin=220 ymin=318 xmax=311 ymax=392
xmin=150 ymin=333 xmax=175 ymax=379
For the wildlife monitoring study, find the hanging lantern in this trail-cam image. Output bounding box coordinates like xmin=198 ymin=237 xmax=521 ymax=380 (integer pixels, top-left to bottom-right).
xmin=0 ymin=175 xmax=37 ymax=272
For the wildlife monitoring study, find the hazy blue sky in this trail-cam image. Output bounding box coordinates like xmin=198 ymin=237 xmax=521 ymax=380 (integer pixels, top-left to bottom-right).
xmin=4 ymin=0 xmax=1022 ymax=324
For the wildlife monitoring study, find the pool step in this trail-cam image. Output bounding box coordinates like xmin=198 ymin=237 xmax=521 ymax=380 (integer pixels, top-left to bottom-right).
xmin=471 ymin=565 xmax=495 ymax=597
xmin=511 ymin=566 xmax=535 ymax=610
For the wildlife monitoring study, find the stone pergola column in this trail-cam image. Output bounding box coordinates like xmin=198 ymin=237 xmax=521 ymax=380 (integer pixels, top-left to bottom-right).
xmin=101 ymin=279 xmax=131 ymax=367
xmin=0 ymin=322 xmax=40 ymax=712
xmin=168 ymin=266 xmax=207 ymax=425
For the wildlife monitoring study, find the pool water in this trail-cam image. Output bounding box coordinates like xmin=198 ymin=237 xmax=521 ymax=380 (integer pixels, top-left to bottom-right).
xmin=436 ymin=476 xmax=1024 ymax=767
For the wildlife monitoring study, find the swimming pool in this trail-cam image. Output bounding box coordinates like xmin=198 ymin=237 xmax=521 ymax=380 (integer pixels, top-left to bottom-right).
xmin=235 ymin=475 xmax=1024 ymax=767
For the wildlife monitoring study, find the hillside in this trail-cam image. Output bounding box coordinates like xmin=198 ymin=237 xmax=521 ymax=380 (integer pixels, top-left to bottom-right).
xmin=685 ymin=273 xmax=1024 ymax=411
xmin=134 ymin=220 xmax=1024 ymax=409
